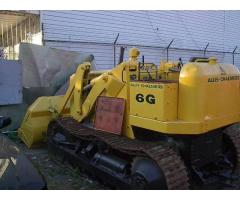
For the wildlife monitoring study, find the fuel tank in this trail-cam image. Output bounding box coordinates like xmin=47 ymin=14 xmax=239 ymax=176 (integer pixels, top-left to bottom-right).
xmin=178 ymin=58 xmax=240 ymax=130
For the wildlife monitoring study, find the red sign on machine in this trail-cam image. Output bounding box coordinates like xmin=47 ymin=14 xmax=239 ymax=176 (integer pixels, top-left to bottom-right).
xmin=94 ymin=96 xmax=125 ymax=135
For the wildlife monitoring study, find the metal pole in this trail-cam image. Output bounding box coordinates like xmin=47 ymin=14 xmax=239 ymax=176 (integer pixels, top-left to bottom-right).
xmin=233 ymin=46 xmax=237 ymax=65
xmin=118 ymin=46 xmax=125 ymax=64
xmin=41 ymin=23 xmax=45 ymax=45
xmin=20 ymin=22 xmax=22 ymax=42
xmin=11 ymin=24 xmax=14 ymax=59
xmin=204 ymin=43 xmax=209 ymax=57
xmin=28 ymin=17 xmax=31 ymax=42
xmin=113 ymin=33 xmax=119 ymax=66
xmin=166 ymin=39 xmax=174 ymax=61
xmin=33 ymin=16 xmax=36 ymax=34
xmin=24 ymin=20 xmax=27 ymax=41
xmin=15 ymin=21 xmax=18 ymax=44
xmin=1 ymin=23 xmax=4 ymax=47
xmin=6 ymin=23 xmax=9 ymax=59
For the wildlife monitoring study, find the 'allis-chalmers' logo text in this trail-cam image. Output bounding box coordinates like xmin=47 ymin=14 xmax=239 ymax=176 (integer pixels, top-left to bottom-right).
xmin=208 ymin=75 xmax=240 ymax=83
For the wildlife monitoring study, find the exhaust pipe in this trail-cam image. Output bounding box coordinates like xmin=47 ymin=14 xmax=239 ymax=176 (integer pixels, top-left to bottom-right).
xmin=118 ymin=46 xmax=125 ymax=64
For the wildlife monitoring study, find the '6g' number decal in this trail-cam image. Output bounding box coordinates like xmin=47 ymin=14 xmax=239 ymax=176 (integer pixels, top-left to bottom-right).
xmin=136 ymin=93 xmax=155 ymax=104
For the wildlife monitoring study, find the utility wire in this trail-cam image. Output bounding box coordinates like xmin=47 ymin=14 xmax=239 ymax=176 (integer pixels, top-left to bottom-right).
xmin=145 ymin=10 xmax=167 ymax=47
xmin=177 ymin=11 xmax=200 ymax=49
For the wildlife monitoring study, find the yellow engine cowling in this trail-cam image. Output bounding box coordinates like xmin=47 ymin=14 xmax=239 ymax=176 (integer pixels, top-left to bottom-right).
xmin=178 ymin=58 xmax=240 ymax=129
xmin=129 ymin=57 xmax=240 ymax=135
xmin=130 ymin=81 xmax=178 ymax=121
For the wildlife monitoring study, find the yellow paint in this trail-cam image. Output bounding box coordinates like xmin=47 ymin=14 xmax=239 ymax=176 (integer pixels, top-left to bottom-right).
xmin=158 ymin=60 xmax=180 ymax=81
xmin=18 ymin=96 xmax=70 ymax=148
xmin=19 ymin=47 xmax=240 ymax=148
xmin=130 ymin=81 xmax=178 ymax=121
xmin=178 ymin=61 xmax=240 ymax=124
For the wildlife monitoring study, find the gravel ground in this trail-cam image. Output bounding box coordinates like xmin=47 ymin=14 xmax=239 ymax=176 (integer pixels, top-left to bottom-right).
xmin=3 ymin=131 xmax=240 ymax=190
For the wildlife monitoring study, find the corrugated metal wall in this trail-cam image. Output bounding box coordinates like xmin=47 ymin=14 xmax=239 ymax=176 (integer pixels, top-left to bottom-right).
xmin=41 ymin=10 xmax=240 ymax=69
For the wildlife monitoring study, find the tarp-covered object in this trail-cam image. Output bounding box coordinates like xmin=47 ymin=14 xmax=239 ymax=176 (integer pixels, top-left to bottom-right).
xmin=0 ymin=43 xmax=94 ymax=131
xmin=20 ymin=43 xmax=94 ymax=88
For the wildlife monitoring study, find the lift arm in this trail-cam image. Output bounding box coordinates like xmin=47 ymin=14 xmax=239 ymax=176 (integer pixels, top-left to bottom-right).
xmin=57 ymin=62 xmax=90 ymax=115
xmin=57 ymin=62 xmax=125 ymax=122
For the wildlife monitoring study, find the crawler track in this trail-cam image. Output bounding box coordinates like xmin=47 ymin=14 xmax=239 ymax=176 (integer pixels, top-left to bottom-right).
xmin=48 ymin=117 xmax=190 ymax=190
xmin=224 ymin=126 xmax=240 ymax=173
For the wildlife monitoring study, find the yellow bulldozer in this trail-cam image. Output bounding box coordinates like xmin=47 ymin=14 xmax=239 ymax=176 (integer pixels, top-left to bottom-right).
xmin=18 ymin=48 xmax=240 ymax=189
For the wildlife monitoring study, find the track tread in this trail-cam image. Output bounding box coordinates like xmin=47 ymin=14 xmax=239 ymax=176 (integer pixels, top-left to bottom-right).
xmin=53 ymin=117 xmax=190 ymax=190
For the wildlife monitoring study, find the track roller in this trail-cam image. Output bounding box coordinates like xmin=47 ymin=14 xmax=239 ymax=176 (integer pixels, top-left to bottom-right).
xmin=131 ymin=157 xmax=167 ymax=189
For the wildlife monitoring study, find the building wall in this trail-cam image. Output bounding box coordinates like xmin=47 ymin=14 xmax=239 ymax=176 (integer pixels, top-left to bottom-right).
xmin=41 ymin=10 xmax=240 ymax=69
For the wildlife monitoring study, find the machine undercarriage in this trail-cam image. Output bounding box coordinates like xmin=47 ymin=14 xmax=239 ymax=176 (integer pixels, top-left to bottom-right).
xmin=47 ymin=117 xmax=189 ymax=189
xmin=47 ymin=117 xmax=240 ymax=189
